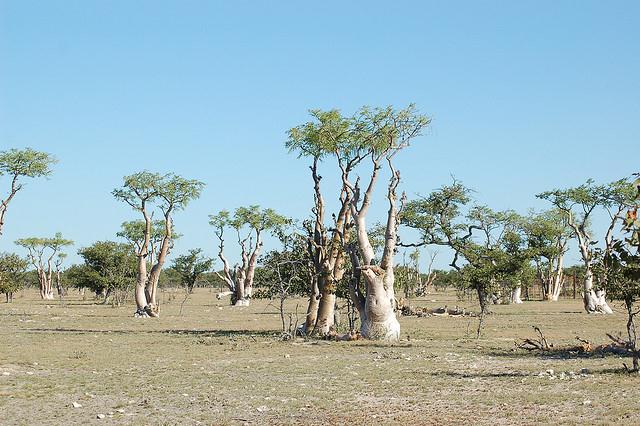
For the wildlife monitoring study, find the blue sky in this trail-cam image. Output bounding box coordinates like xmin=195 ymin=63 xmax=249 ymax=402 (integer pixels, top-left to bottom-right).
xmin=1 ymin=1 xmax=638 ymax=269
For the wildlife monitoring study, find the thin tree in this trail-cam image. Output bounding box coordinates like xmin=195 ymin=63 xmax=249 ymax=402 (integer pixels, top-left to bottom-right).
xmin=113 ymin=171 xmax=204 ymax=317
xmin=210 ymin=207 xmax=289 ymax=306
xmin=538 ymin=179 xmax=634 ymax=313
xmin=15 ymin=233 xmax=73 ymax=300
xmin=0 ymin=148 xmax=56 ymax=238
xmin=523 ymin=209 xmax=572 ymax=301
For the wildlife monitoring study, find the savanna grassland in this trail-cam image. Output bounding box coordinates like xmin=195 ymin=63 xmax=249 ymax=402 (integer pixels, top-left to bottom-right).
xmin=1 ymin=289 xmax=639 ymax=425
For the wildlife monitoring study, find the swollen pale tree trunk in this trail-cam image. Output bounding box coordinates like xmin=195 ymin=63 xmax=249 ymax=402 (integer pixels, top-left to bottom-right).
xmin=510 ymin=286 xmax=523 ymax=304
xmin=347 ymin=158 xmax=401 ymax=341
xmin=570 ymin=213 xmax=613 ymax=314
xmin=359 ymin=266 xmax=400 ymax=340
xmin=583 ymin=269 xmax=613 ymax=314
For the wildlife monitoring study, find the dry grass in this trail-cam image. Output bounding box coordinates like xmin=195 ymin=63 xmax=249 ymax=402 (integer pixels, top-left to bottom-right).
xmin=1 ymin=288 xmax=640 ymax=425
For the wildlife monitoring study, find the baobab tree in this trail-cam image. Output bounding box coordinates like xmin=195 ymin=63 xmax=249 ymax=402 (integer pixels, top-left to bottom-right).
xmin=209 ymin=206 xmax=289 ymax=306
xmin=113 ymin=171 xmax=204 ymax=317
xmin=339 ymin=105 xmax=431 ymax=341
xmin=538 ymin=179 xmax=634 ymax=314
xmin=0 ymin=148 xmax=56 ymax=237
xmin=15 ymin=233 xmax=73 ymax=300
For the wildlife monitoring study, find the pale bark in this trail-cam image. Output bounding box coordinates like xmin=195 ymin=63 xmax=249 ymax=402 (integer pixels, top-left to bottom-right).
xmin=241 ymin=232 xmax=262 ymax=305
xmin=134 ymin=206 xmax=155 ymax=317
xmin=568 ymin=211 xmax=613 ymax=314
xmin=583 ymin=270 xmax=613 ymax=314
xmin=510 ymin=286 xmax=523 ymax=304
xmin=346 ymin=157 xmax=401 ymax=341
xmin=214 ymin=227 xmax=261 ymax=307
xmin=540 ymin=240 xmax=566 ymax=302
xmin=145 ymin=214 xmax=173 ymax=315
xmin=24 ymin=247 xmax=56 ymax=300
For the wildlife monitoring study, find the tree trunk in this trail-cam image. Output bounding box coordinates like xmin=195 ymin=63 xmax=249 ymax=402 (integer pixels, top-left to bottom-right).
xmin=543 ymin=255 xmax=564 ymax=301
xmin=359 ymin=270 xmax=400 ymax=341
xmin=303 ymin=275 xmax=320 ymax=333
xmin=510 ymin=286 xmax=523 ymax=304
xmin=134 ymin=255 xmax=150 ymax=316
xmin=583 ymin=269 xmax=613 ymax=314
xmin=314 ymin=291 xmax=336 ymax=336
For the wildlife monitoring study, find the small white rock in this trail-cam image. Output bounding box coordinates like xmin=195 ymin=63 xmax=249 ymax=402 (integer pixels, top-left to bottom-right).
xmin=72 ymin=402 xmax=82 ymax=408
xmin=583 ymin=400 xmax=591 ymax=405
xmin=97 ymin=414 xmax=106 ymax=420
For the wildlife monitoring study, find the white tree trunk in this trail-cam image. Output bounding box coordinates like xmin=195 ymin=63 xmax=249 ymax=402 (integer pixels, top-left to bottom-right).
xmin=583 ymin=270 xmax=613 ymax=314
xmin=510 ymin=286 xmax=523 ymax=304
xmin=359 ymin=269 xmax=400 ymax=341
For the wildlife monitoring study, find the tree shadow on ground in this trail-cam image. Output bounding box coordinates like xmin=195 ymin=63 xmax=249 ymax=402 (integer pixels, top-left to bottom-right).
xmin=19 ymin=327 xmax=279 ymax=338
xmin=485 ymin=347 xmax=631 ymax=361
xmin=427 ymin=370 xmax=531 ymax=379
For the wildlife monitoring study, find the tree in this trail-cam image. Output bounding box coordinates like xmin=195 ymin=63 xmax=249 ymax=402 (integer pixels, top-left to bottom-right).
xmin=77 ymin=241 xmax=138 ymax=304
xmin=0 ymin=253 xmax=28 ymax=302
xmin=113 ymin=171 xmax=204 ymax=317
xmin=210 ymin=206 xmax=289 ymax=306
xmin=286 ymin=109 xmax=361 ymax=336
xmin=0 ymin=148 xmax=56 ymax=237
xmin=15 ymin=233 xmax=73 ymax=300
xmin=341 ymin=105 xmax=431 ymax=341
xmin=288 ymin=105 xmax=429 ymax=339
xmin=171 ymin=249 xmax=213 ymax=293
xmin=598 ymin=176 xmax=640 ymax=371
xmin=402 ymin=182 xmax=533 ymax=335
xmin=538 ymin=179 xmax=634 ymax=313
xmin=523 ymin=209 xmax=573 ymax=301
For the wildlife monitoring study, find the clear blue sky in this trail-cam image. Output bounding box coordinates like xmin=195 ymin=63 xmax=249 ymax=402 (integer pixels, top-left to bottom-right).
xmin=1 ymin=1 xmax=638 ymax=269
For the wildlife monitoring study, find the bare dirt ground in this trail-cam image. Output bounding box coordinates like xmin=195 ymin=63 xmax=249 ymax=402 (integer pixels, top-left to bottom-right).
xmin=1 ymin=289 xmax=639 ymax=425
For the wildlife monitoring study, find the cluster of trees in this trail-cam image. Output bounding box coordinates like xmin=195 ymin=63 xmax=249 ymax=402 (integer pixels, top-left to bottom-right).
xmin=2 ymin=110 xmax=639 ymax=346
